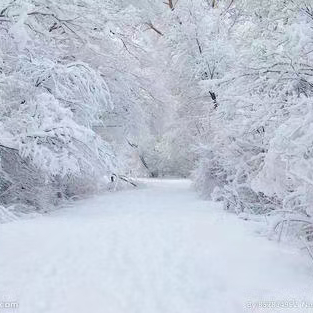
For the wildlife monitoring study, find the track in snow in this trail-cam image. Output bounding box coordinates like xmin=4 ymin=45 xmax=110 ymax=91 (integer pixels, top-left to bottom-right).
xmin=0 ymin=179 xmax=312 ymax=313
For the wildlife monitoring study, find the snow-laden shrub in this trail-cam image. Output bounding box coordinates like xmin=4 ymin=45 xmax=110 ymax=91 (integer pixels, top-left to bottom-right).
xmin=251 ymin=98 xmax=313 ymax=239
xmin=0 ymin=66 xmax=117 ymax=218
xmin=0 ymin=3 xmax=119 ymax=221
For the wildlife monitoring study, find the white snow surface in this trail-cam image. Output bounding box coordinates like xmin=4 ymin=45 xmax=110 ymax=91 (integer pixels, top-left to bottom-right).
xmin=0 ymin=179 xmax=312 ymax=313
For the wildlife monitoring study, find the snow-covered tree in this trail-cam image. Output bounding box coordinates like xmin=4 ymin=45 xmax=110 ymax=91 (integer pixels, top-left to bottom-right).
xmin=0 ymin=0 xmax=172 ymax=218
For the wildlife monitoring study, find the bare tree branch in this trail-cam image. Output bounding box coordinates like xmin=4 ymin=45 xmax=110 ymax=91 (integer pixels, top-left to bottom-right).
xmin=146 ymin=22 xmax=164 ymax=36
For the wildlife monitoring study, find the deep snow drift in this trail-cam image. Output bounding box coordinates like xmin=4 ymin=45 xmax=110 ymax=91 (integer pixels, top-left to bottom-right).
xmin=0 ymin=179 xmax=312 ymax=313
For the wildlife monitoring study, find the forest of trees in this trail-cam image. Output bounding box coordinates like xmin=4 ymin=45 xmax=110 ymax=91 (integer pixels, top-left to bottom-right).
xmin=1 ymin=0 xmax=313 ymax=245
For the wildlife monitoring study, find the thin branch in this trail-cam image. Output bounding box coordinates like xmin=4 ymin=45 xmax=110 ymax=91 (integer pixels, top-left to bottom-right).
xmin=145 ymin=22 xmax=163 ymax=36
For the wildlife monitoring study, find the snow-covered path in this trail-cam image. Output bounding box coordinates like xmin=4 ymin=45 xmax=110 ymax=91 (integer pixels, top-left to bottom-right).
xmin=0 ymin=179 xmax=312 ymax=313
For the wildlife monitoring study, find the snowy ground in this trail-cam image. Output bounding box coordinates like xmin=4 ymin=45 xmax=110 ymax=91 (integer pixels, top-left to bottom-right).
xmin=0 ymin=179 xmax=313 ymax=313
